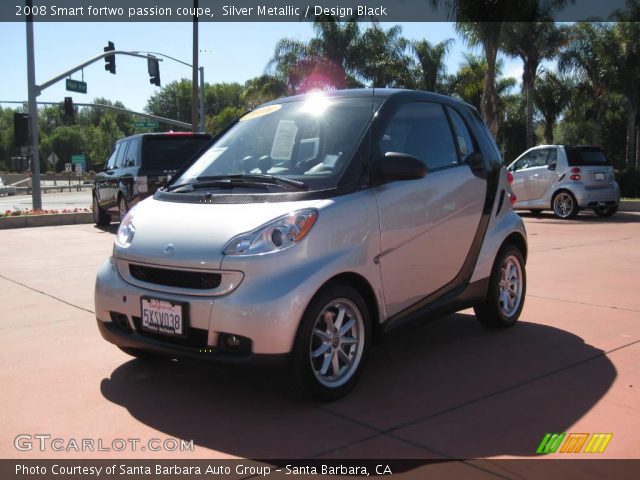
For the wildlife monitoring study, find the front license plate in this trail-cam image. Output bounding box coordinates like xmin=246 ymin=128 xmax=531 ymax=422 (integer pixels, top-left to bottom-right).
xmin=595 ymin=172 xmax=605 ymax=181
xmin=140 ymin=297 xmax=186 ymax=337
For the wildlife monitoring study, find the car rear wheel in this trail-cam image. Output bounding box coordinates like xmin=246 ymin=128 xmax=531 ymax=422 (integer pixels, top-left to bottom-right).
xmin=593 ymin=205 xmax=618 ymax=217
xmin=292 ymin=284 xmax=371 ymax=401
xmin=119 ymin=196 xmax=128 ymax=223
xmin=92 ymin=195 xmax=111 ymax=226
xmin=552 ymin=191 xmax=579 ymax=219
xmin=474 ymin=245 xmax=526 ymax=328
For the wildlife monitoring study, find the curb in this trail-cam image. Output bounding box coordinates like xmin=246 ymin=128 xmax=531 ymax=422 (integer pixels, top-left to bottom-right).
xmin=620 ymin=201 xmax=640 ymax=212
xmin=0 ymin=212 xmax=93 ymax=230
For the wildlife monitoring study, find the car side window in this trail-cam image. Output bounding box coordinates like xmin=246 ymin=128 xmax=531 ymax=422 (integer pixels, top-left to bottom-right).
xmin=113 ymin=140 xmax=129 ymax=169
xmin=547 ymin=148 xmax=557 ymax=165
xmin=446 ymin=106 xmax=477 ymax=162
xmin=123 ymin=137 xmax=140 ymax=167
xmin=380 ymin=102 xmax=458 ymax=170
xmin=515 ymin=150 xmax=548 ymax=170
xmin=105 ymin=143 xmax=122 ymax=170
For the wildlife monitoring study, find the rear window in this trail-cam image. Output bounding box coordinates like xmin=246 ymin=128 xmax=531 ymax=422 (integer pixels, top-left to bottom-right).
xmin=566 ymin=148 xmax=610 ymax=166
xmin=141 ymin=136 xmax=210 ymax=171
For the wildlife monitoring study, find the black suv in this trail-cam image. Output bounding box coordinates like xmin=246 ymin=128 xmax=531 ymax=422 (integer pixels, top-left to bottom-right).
xmin=92 ymin=132 xmax=211 ymax=225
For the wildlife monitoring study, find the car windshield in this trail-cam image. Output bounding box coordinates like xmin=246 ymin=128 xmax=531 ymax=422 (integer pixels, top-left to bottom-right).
xmin=173 ymin=95 xmax=377 ymax=191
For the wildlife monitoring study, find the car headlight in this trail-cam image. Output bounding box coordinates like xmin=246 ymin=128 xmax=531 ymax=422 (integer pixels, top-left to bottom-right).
xmin=223 ymin=209 xmax=318 ymax=255
xmin=115 ymin=207 xmax=137 ymax=248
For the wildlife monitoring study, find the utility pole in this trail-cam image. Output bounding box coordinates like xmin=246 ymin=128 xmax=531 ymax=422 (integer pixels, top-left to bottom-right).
xmin=191 ymin=0 xmax=199 ymax=133
xmin=25 ymin=0 xmax=42 ymax=210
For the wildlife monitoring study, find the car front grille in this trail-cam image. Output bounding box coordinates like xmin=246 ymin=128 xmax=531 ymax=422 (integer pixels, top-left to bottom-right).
xmin=129 ymin=264 xmax=222 ymax=290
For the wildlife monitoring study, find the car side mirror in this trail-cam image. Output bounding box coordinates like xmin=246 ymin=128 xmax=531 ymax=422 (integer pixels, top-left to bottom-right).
xmin=379 ymin=152 xmax=427 ymax=181
xmin=548 ymin=162 xmax=557 ymax=171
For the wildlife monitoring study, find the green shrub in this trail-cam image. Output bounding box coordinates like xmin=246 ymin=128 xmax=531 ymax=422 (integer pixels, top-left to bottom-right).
xmin=616 ymin=168 xmax=640 ymax=198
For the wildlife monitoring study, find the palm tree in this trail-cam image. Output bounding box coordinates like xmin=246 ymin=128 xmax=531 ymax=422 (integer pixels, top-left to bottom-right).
xmin=559 ymin=22 xmax=618 ymax=146
xmin=534 ymin=71 xmax=572 ymax=144
xmin=266 ymin=16 xmax=362 ymax=93
xmin=611 ymin=1 xmax=640 ymax=167
xmin=411 ymin=38 xmax=452 ymax=92
xmin=355 ymin=24 xmax=414 ymax=88
xmin=502 ymin=19 xmax=568 ymax=147
xmin=449 ymin=54 xmax=516 ymax=113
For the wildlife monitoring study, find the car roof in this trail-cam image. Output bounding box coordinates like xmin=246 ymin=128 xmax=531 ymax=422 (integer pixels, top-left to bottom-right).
xmin=263 ymin=88 xmax=477 ymax=111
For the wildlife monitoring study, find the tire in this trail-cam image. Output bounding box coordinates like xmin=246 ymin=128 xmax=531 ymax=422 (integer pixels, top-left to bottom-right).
xmin=593 ymin=205 xmax=618 ymax=217
xmin=474 ymin=245 xmax=526 ymax=329
xmin=292 ymin=284 xmax=371 ymax=401
xmin=529 ymin=209 xmax=543 ymax=215
xmin=118 ymin=346 xmax=164 ymax=361
xmin=92 ymin=195 xmax=111 ymax=226
xmin=552 ymin=191 xmax=579 ymax=219
xmin=118 ymin=196 xmax=128 ymax=223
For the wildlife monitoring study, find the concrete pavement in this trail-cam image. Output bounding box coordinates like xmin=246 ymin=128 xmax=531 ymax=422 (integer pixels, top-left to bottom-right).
xmin=0 ymin=212 xmax=639 ymax=466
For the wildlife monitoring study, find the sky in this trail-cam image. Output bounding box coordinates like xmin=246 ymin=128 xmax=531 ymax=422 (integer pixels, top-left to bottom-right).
xmin=0 ymin=21 xmax=524 ymax=113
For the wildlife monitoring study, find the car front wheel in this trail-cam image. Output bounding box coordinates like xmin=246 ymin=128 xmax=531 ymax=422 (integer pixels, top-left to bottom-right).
xmin=93 ymin=195 xmax=111 ymax=226
xmin=292 ymin=284 xmax=371 ymax=401
xmin=119 ymin=196 xmax=128 ymax=223
xmin=474 ymin=245 xmax=526 ymax=328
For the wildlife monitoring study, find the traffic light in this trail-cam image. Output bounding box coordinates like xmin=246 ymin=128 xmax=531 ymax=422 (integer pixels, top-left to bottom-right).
xmin=63 ymin=97 xmax=74 ymax=123
xmin=13 ymin=113 xmax=29 ymax=147
xmin=148 ymin=56 xmax=160 ymax=87
xmin=104 ymin=41 xmax=116 ymax=74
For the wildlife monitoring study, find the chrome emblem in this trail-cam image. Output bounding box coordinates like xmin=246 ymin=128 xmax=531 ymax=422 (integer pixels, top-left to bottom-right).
xmin=163 ymin=244 xmax=174 ymax=255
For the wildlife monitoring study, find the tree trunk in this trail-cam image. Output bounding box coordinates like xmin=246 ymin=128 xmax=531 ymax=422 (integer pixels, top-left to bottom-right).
xmin=593 ymin=100 xmax=602 ymax=147
xmin=523 ymin=63 xmax=535 ymax=148
xmin=544 ymin=118 xmax=554 ymax=145
xmin=482 ymin=42 xmax=499 ymax=138
xmin=627 ymin=105 xmax=637 ymax=168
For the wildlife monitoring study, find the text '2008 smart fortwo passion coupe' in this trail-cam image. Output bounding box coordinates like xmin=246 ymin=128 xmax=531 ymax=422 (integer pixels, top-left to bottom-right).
xmin=95 ymin=89 xmax=527 ymax=400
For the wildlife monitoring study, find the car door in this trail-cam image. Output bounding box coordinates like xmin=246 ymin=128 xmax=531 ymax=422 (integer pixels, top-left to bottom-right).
xmin=526 ymin=148 xmax=557 ymax=200
xmin=509 ymin=151 xmax=539 ymax=203
xmin=95 ymin=141 xmax=122 ymax=211
xmin=374 ymin=101 xmax=486 ymax=317
xmin=105 ymin=139 xmax=129 ymax=213
xmin=119 ymin=136 xmax=140 ymax=204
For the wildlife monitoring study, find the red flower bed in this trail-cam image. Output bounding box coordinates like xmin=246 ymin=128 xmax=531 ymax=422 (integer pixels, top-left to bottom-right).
xmin=1 ymin=208 xmax=90 ymax=218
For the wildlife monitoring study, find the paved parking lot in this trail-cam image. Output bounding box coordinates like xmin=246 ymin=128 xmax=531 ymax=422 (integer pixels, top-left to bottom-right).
xmin=1 ymin=212 xmax=639 ymax=468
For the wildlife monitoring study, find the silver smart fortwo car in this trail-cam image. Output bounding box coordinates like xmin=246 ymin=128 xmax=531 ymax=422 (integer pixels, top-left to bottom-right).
xmin=95 ymin=89 xmax=527 ymax=400
xmin=507 ymin=145 xmax=620 ymax=219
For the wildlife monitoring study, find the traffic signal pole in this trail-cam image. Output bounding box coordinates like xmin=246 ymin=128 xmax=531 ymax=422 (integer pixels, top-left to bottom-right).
xmin=24 ymin=41 xmax=161 ymax=211
xmin=25 ymin=1 xmax=41 ymax=210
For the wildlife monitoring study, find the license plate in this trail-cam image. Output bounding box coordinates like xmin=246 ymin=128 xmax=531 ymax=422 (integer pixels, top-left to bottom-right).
xmin=594 ymin=172 xmax=605 ymax=181
xmin=140 ymin=297 xmax=186 ymax=337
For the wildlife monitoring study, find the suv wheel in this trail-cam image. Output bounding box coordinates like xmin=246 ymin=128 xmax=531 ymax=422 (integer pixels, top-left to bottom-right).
xmin=119 ymin=196 xmax=128 ymax=223
xmin=552 ymin=191 xmax=579 ymax=219
xmin=93 ymin=195 xmax=111 ymax=226
xmin=292 ymin=284 xmax=371 ymax=401
xmin=593 ymin=205 xmax=618 ymax=217
xmin=474 ymin=245 xmax=526 ymax=328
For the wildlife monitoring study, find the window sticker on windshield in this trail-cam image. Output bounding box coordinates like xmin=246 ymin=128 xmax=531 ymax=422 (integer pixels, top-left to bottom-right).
xmin=239 ymin=104 xmax=282 ymax=122
xmin=271 ymin=120 xmax=298 ymax=161
xmin=183 ymin=147 xmax=227 ymax=178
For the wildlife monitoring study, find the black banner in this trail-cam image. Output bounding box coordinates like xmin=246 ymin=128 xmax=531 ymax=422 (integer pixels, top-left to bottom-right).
xmin=3 ymin=460 xmax=640 ymax=480
xmin=1 ymin=0 xmax=632 ymax=23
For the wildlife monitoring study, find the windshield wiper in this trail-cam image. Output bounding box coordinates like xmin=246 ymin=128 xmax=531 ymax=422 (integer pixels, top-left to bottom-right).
xmin=166 ymin=179 xmax=268 ymax=192
xmin=198 ymin=174 xmax=308 ymax=191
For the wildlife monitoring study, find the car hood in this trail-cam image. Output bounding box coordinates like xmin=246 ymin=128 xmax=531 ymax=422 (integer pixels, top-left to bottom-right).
xmin=115 ymin=196 xmax=325 ymax=270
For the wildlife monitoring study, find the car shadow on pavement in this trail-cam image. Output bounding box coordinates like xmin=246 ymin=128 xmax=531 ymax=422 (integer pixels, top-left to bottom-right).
xmin=519 ymin=211 xmax=640 ymax=224
xmin=100 ymin=313 xmax=616 ymax=459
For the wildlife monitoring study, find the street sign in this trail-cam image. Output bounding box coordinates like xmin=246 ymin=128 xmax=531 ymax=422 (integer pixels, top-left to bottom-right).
xmin=71 ymin=154 xmax=85 ymax=165
xmin=65 ymin=79 xmax=87 ymax=94
xmin=135 ymin=120 xmax=159 ymax=129
xmin=75 ymin=163 xmax=84 ymax=175
xmin=64 ymin=163 xmax=72 ymax=173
